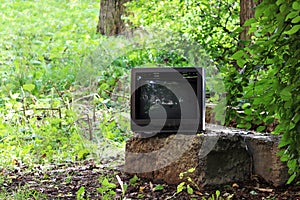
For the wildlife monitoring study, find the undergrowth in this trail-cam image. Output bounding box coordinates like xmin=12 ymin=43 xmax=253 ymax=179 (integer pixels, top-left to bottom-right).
xmin=0 ymin=0 xmax=102 ymax=168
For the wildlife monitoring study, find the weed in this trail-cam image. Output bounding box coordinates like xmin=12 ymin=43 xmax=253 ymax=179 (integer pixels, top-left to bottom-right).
xmin=97 ymin=175 xmax=117 ymax=200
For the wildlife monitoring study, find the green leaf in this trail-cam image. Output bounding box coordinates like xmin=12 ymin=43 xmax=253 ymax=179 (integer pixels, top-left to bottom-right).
xmin=280 ymin=3 xmax=287 ymax=13
xmin=187 ymin=185 xmax=193 ymax=195
xmin=237 ymin=123 xmax=251 ymax=130
xmin=242 ymin=103 xmax=251 ymax=109
xmin=284 ymin=25 xmax=300 ymax=35
xmin=179 ymin=172 xmax=184 ymax=179
xmin=243 ymin=18 xmax=256 ymax=26
xmin=285 ymin=11 xmax=298 ymax=21
xmin=255 ymin=3 xmax=268 ymax=18
xmin=216 ymin=190 xmax=221 ymax=198
xmin=279 ymin=137 xmax=291 ymax=148
xmin=256 ymin=126 xmax=266 ymax=132
xmin=231 ymin=50 xmax=244 ymax=60
xmin=153 ymin=184 xmax=164 ymax=191
xmin=280 ymin=87 xmax=292 ymax=100
xmin=177 ymin=182 xmax=185 ymax=194
xmin=22 ymin=84 xmax=35 ymax=92
xmin=280 ymin=154 xmax=289 ymax=162
xmin=287 ymin=173 xmax=297 ymax=184
xmin=292 ymin=16 xmax=300 ymax=23
xmin=276 ymin=0 xmax=285 ymax=6
xmin=244 ymin=109 xmax=252 ymax=115
xmin=187 ymin=167 xmax=195 ymax=173
xmin=102 ymin=178 xmax=117 ymax=189
xmin=292 ymin=1 xmax=300 ymax=10
xmin=237 ymin=59 xmax=246 ymax=68
xmin=287 ymin=159 xmax=297 ymax=171
xmin=129 ymin=175 xmax=139 ymax=186
xmin=76 ymin=186 xmax=85 ymax=200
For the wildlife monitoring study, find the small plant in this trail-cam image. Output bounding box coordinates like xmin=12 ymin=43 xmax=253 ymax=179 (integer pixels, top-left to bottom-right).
xmin=0 ymin=185 xmax=47 ymax=200
xmin=129 ymin=174 xmax=139 ymax=186
xmin=76 ymin=186 xmax=85 ymax=200
xmin=153 ymin=184 xmax=164 ymax=191
xmin=176 ymin=167 xmax=199 ymax=195
xmin=65 ymin=174 xmax=72 ymax=184
xmin=97 ymin=176 xmax=117 ymax=200
xmin=207 ymin=190 xmax=221 ymax=200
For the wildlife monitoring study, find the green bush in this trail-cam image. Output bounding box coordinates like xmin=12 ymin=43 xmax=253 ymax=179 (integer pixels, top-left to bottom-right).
xmin=125 ymin=0 xmax=300 ymax=183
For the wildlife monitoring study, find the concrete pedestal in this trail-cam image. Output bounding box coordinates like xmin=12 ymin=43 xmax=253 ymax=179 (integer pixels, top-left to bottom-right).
xmin=124 ymin=125 xmax=289 ymax=187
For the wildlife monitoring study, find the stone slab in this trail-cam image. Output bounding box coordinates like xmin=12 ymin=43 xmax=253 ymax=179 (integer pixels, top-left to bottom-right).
xmin=124 ymin=124 xmax=289 ymax=187
xmin=125 ymin=129 xmax=251 ymax=187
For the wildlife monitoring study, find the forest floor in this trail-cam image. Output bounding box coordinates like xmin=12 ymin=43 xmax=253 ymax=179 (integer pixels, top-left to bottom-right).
xmin=1 ymin=157 xmax=300 ymax=200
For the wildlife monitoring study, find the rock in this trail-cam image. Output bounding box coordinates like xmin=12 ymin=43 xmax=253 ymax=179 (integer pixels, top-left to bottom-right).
xmin=124 ymin=125 xmax=289 ymax=187
xmin=244 ymin=134 xmax=289 ymax=187
xmin=125 ymin=129 xmax=251 ymax=187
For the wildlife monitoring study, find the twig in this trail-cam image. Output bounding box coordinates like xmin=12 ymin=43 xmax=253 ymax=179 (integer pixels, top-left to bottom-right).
xmin=253 ymin=187 xmax=273 ymax=193
xmin=87 ymin=114 xmax=93 ymax=141
xmin=73 ymin=93 xmax=99 ymax=103
xmin=52 ymin=84 xmax=68 ymax=109
xmin=21 ymin=87 xmax=27 ymax=124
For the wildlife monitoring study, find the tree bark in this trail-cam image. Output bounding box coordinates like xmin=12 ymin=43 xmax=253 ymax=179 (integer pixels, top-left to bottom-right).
xmin=97 ymin=0 xmax=130 ymax=36
xmin=239 ymin=0 xmax=262 ymax=42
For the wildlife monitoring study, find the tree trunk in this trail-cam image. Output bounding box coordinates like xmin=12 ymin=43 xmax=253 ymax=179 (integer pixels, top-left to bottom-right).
xmin=97 ymin=0 xmax=130 ymax=36
xmin=239 ymin=0 xmax=262 ymax=43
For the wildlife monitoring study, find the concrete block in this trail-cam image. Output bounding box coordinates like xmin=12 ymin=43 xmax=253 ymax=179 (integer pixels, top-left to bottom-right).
xmin=125 ymin=129 xmax=251 ymax=187
xmin=244 ymin=134 xmax=289 ymax=187
xmin=124 ymin=125 xmax=289 ymax=187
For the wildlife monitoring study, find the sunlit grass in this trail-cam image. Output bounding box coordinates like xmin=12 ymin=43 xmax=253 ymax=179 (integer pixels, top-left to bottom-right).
xmin=0 ymin=0 xmax=102 ymax=167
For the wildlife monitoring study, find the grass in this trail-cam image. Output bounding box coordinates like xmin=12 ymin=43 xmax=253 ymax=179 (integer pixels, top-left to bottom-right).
xmin=0 ymin=0 xmax=104 ymax=167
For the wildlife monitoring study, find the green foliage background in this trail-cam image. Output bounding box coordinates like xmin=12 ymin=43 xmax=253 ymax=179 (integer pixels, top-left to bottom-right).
xmin=0 ymin=0 xmax=299 ymax=185
xmin=125 ymin=0 xmax=300 ymax=183
xmin=0 ymin=0 xmax=102 ymax=167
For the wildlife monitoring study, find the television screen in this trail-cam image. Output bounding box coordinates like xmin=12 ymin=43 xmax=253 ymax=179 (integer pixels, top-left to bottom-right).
xmin=131 ymin=67 xmax=205 ymax=134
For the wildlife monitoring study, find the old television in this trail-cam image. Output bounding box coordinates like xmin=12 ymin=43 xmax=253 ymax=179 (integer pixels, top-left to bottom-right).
xmin=131 ymin=67 xmax=205 ymax=134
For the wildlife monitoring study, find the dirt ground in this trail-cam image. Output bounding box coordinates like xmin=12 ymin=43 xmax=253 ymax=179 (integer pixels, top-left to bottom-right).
xmin=1 ymin=159 xmax=299 ymax=200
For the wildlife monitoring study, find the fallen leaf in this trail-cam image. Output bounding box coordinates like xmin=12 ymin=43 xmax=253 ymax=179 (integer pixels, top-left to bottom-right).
xmin=139 ymin=186 xmax=145 ymax=192
xmin=150 ymin=182 xmax=153 ymax=191
xmin=195 ymin=191 xmax=203 ymax=195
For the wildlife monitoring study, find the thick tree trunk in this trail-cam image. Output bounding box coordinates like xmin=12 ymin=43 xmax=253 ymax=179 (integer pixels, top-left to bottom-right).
xmin=239 ymin=0 xmax=262 ymax=42
xmin=97 ymin=0 xmax=130 ymax=36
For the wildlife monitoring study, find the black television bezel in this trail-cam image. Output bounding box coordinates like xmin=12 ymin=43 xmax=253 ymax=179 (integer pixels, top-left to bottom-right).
xmin=130 ymin=67 xmax=205 ymax=134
